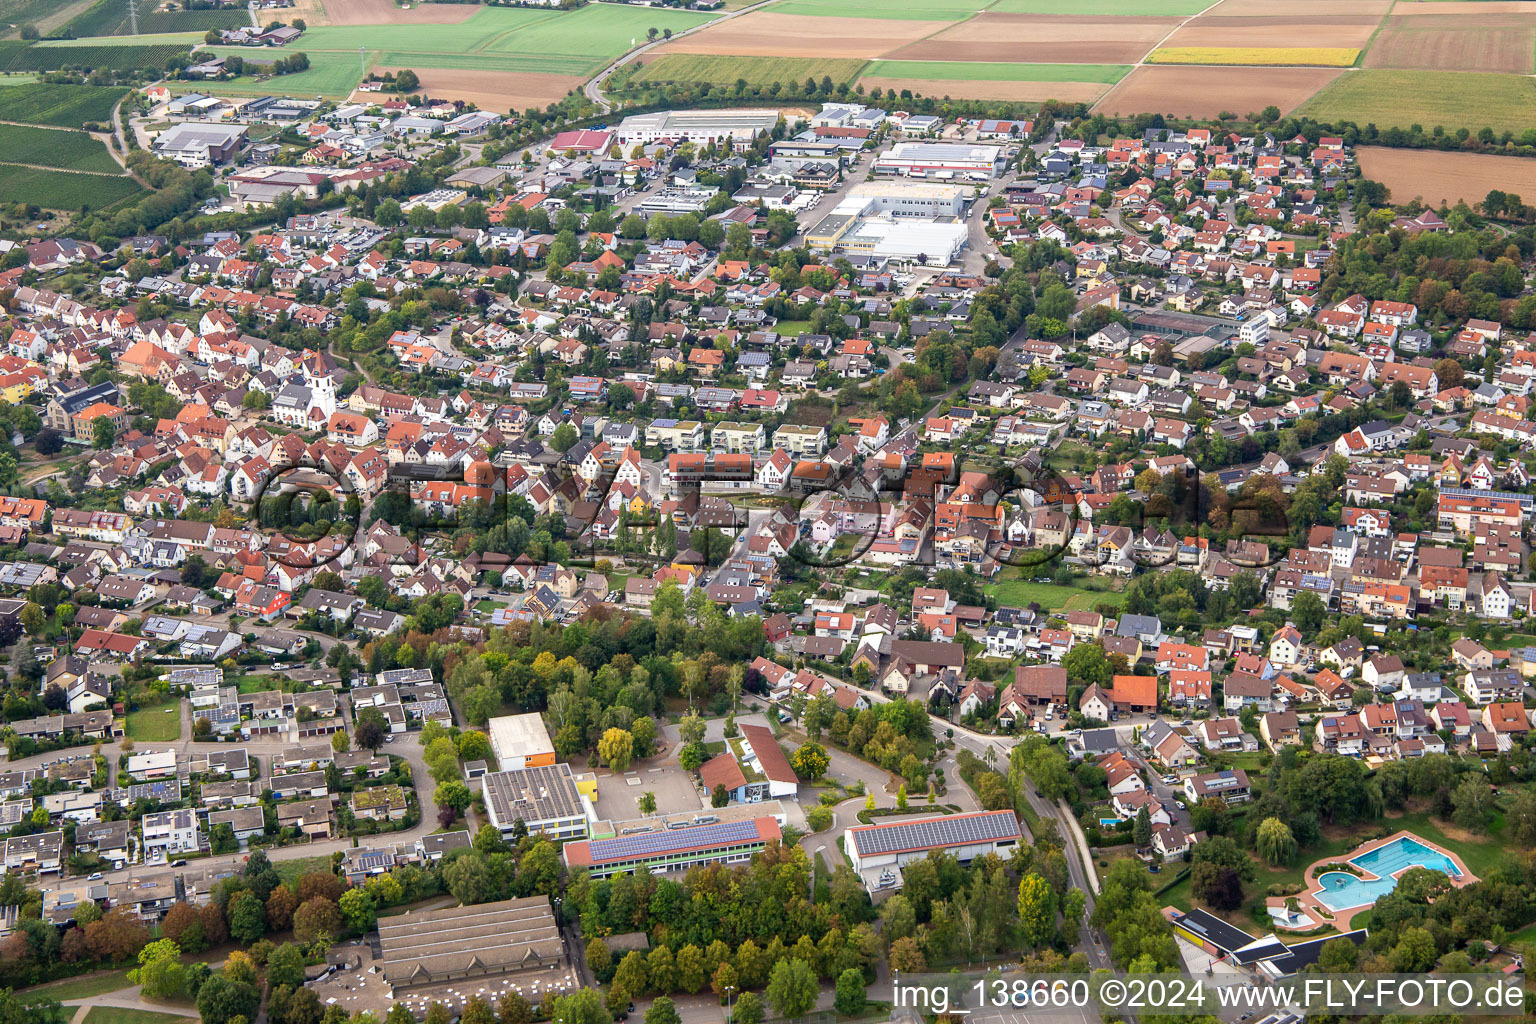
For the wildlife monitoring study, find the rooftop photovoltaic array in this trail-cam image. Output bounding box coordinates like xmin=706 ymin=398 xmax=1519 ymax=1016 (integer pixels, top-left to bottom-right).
xmin=849 ymin=811 xmax=1021 ymax=856
xmin=586 ymin=818 xmax=761 ymax=862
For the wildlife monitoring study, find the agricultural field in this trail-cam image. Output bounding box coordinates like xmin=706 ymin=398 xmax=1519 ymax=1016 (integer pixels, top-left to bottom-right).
xmin=634 ymin=53 xmax=869 ymax=88
xmin=0 ymin=123 xmax=121 ymax=173
xmin=658 ymin=11 xmax=945 ymax=60
xmin=0 ymin=0 xmax=95 ymax=37
xmin=1356 ymin=146 xmax=1536 ymax=208
xmin=2 ymin=40 xmax=188 ymax=71
xmin=859 ymin=59 xmax=1128 ymax=102
xmin=988 ymin=0 xmax=1212 ymax=13
xmin=1147 ymin=45 xmax=1359 ymax=64
xmin=0 ymin=164 xmax=142 ymax=210
xmin=60 ymin=0 xmax=248 ymax=38
xmin=1094 ymin=64 xmax=1341 ymax=116
xmin=200 ymin=46 xmax=370 ymax=97
xmin=1297 ymin=69 xmax=1536 ymax=134
xmin=771 ymin=0 xmax=980 ymax=19
xmin=1157 ymin=12 xmax=1381 ymax=49
xmin=884 ymin=14 xmax=1182 ymax=65
xmin=0 ymin=82 xmax=127 ymax=126
xmin=1363 ymin=10 xmax=1536 ymax=73
xmin=369 ymin=67 xmax=585 ymax=112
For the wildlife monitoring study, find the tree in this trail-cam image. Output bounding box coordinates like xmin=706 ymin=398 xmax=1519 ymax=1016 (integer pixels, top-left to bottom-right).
xmin=1254 ymin=818 xmax=1296 ymax=866
xmin=638 ymin=791 xmax=657 ymax=814
xmin=765 ymin=959 xmax=817 ymax=1019
xmin=132 ymin=938 xmax=186 ymax=999
xmin=339 ymin=888 xmax=377 ymax=932
xmin=1317 ymin=936 xmax=1359 ymax=972
xmin=645 ymin=997 xmax=680 ymax=1024
xmin=395 ymin=69 xmax=419 ymax=92
xmin=597 ymin=727 xmax=635 ymax=771
xmin=197 ymin=975 xmax=260 ymax=1024
xmin=1061 ymin=643 xmax=1110 ymax=687
xmin=1291 ymin=591 xmax=1326 ymax=634
xmin=733 ymin=992 xmax=763 ymax=1024
xmin=267 ymin=943 xmax=307 ymax=990
xmin=356 ymin=718 xmax=385 ymax=751
xmin=1391 ymin=925 xmax=1437 ymax=972
xmin=91 ymin=415 xmax=116 ymax=449
xmin=887 ymin=936 xmax=926 ymax=973
xmin=1130 ymin=810 xmax=1155 ymax=847
xmin=226 ymin=890 xmax=265 ymax=945
xmin=1016 ymin=873 xmax=1057 ymax=949
xmin=292 ymin=897 xmax=342 ymax=944
xmin=1190 ymin=862 xmax=1244 ymax=911
xmin=1451 ymin=775 xmax=1493 ymax=833
xmin=434 ymin=779 xmax=472 ymax=816
xmin=791 ymin=742 xmax=828 ymax=780
xmin=834 ymin=969 xmax=866 ymax=1016
xmin=265 ymin=885 xmax=299 ymax=932
xmin=550 ymin=422 xmax=579 ymax=452
xmin=33 ymin=427 xmax=63 ymax=455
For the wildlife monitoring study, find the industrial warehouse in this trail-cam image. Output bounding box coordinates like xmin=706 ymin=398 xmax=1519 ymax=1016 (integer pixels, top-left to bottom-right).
xmin=806 ymin=181 xmax=972 ymax=266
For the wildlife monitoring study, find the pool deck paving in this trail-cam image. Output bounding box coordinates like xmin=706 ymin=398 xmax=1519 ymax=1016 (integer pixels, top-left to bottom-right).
xmin=1270 ymin=830 xmax=1477 ymax=932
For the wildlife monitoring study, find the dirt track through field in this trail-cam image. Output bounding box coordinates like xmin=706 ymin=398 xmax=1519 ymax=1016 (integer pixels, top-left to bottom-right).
xmin=885 ymin=13 xmax=1180 ymax=63
xmin=1093 ymin=63 xmax=1340 ymax=115
xmin=861 ymin=76 xmax=1111 ymax=101
xmin=1357 ymin=146 xmax=1536 ymax=207
xmin=1364 ymin=13 xmax=1536 ymax=72
xmin=365 ymin=66 xmax=584 ymax=110
xmin=655 ymin=11 xmax=950 ymax=58
xmin=315 ymin=0 xmax=481 ymax=24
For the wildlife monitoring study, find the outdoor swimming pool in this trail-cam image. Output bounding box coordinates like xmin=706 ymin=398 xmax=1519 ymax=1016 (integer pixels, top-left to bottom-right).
xmin=1312 ymin=836 xmax=1462 ymax=911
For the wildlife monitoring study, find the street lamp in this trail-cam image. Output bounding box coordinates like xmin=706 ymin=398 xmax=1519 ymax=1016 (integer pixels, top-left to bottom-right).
xmin=724 ymin=985 xmax=736 ymax=1024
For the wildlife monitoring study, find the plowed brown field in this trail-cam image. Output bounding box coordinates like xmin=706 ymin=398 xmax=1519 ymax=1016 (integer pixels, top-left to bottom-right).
xmin=1093 ymin=64 xmax=1340 ymax=116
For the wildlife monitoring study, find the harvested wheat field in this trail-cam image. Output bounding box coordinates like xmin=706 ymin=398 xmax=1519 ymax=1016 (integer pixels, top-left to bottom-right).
xmin=1358 ymin=146 xmax=1536 ymax=207
xmin=1207 ymin=0 xmax=1393 ymax=15
xmin=859 ymin=76 xmax=1111 ymax=101
xmin=1364 ymin=13 xmax=1536 ymax=73
xmin=1160 ymin=13 xmax=1382 ymax=49
xmin=317 ymin=0 xmax=481 ymax=24
xmin=1094 ymin=64 xmax=1340 ymax=116
xmin=657 ymin=11 xmax=946 ymax=59
xmin=1392 ymin=1 xmax=1536 ymax=11
xmin=366 ymin=67 xmax=584 ymax=110
xmin=1149 ymin=45 xmax=1358 ymax=64
xmin=886 ymin=13 xmax=1179 ymax=64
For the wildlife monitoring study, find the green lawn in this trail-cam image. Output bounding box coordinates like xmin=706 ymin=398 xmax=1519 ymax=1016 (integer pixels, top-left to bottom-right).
xmin=20 ymin=970 xmax=132 ymax=1002
xmin=987 ymin=577 xmax=1125 ymax=612
xmin=772 ymin=0 xmax=980 ymax=18
xmin=274 ymin=854 xmax=332 ymax=887
xmin=1296 ymin=70 xmax=1536 ymax=134
xmin=83 ymin=1009 xmax=190 ymax=1024
xmin=773 ymin=320 xmax=814 ymax=336
xmin=124 ymin=702 xmax=181 ymax=742
xmin=0 ymin=72 xmax=37 ymax=84
xmin=865 ymin=60 xmax=1131 ymax=82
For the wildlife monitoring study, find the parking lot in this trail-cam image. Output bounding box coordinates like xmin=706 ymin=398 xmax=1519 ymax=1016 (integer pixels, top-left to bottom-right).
xmin=592 ymin=763 xmax=704 ymax=822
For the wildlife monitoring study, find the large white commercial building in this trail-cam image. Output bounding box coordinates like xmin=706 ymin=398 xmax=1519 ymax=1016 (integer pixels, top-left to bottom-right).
xmin=487 ymin=712 xmax=555 ymax=770
xmin=873 ymin=141 xmax=1009 ymax=178
xmin=845 ymin=810 xmax=1023 ymax=890
xmin=152 ymin=123 xmax=249 ymax=168
xmin=613 ymin=109 xmax=781 ymax=151
xmin=807 ymin=190 xmax=969 ymax=266
xmin=845 ymin=181 xmax=966 ymax=218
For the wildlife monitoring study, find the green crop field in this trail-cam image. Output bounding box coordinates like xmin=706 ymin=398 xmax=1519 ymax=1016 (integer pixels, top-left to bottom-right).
xmin=37 ymin=31 xmax=202 ymax=45
xmin=61 ymin=0 xmax=247 ymax=38
xmin=0 ymin=164 xmax=141 ymax=210
xmin=0 ymin=71 xmax=34 ymax=83
xmin=0 ymin=82 xmax=126 ymax=125
xmin=200 ymin=46 xmax=370 ymax=97
xmin=290 ymin=6 xmax=551 ymax=53
xmin=0 ymin=0 xmax=94 ymax=37
xmin=478 ymin=4 xmax=715 ymax=62
xmin=988 ymin=0 xmax=1214 ymax=12
xmin=1297 ymin=69 xmax=1536 ymax=134
xmin=634 ymin=53 xmax=869 ymax=87
xmin=865 ymin=59 xmax=1130 ymax=82
xmin=4 ymin=41 xmax=187 ymax=71
xmin=0 ymin=124 xmax=120 ymax=172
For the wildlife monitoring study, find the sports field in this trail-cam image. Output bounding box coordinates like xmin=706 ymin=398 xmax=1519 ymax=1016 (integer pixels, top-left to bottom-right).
xmin=634 ymin=54 xmax=869 ymax=88
xmin=1296 ymin=69 xmax=1536 ymax=134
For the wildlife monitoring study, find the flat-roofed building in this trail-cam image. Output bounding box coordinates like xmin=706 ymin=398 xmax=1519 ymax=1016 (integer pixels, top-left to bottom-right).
xmin=845 ymin=810 xmax=1021 ymax=890
xmin=480 ymin=763 xmax=592 ymax=840
xmin=563 ymin=816 xmax=782 ymax=879
xmin=613 ymin=109 xmax=780 ymax=150
xmin=872 ymin=142 xmax=1007 ymax=178
xmin=376 ymin=895 xmax=565 ymax=996
xmin=487 ymin=713 xmax=555 ymax=770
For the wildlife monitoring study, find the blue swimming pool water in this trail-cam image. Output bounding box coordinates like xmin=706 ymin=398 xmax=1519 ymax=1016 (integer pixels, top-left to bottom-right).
xmin=1312 ymin=837 xmax=1461 ymax=911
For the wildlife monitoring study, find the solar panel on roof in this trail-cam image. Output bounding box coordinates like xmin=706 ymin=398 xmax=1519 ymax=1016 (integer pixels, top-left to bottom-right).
xmin=850 ymin=812 xmax=1020 ymax=856
xmin=586 ymin=819 xmax=762 ymax=862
